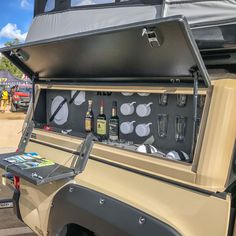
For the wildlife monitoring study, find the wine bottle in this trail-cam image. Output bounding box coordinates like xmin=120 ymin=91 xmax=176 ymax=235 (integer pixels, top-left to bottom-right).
xmin=109 ymin=101 xmax=119 ymax=141
xmin=85 ymin=100 xmax=94 ymax=132
xmin=97 ymin=100 xmax=107 ymax=140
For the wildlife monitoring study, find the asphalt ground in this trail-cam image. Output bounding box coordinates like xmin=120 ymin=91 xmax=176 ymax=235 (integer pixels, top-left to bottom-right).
xmin=0 ymin=108 xmax=36 ymax=236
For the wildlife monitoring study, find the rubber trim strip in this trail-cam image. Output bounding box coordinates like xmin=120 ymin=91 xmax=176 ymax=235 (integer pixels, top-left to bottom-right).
xmin=29 ymin=138 xmax=227 ymax=199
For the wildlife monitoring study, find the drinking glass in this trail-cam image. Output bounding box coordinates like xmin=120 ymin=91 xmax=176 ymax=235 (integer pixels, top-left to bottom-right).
xmin=176 ymin=94 xmax=187 ymax=107
xmin=159 ymin=94 xmax=168 ymax=106
xmin=175 ymin=116 xmax=187 ymax=142
xmin=157 ymin=114 xmax=168 ymax=138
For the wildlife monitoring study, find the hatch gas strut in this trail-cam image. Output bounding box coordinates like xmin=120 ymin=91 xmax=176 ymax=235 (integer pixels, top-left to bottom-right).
xmin=190 ymin=68 xmax=199 ymax=159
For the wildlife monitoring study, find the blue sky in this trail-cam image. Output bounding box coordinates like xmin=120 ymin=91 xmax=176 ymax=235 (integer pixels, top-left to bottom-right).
xmin=0 ymin=0 xmax=34 ymax=48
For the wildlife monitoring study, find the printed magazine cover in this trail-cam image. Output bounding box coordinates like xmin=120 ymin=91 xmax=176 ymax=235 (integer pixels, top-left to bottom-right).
xmin=4 ymin=152 xmax=55 ymax=170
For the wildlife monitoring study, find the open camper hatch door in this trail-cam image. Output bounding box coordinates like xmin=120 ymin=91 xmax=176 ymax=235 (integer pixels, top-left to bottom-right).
xmin=0 ymin=16 xmax=211 ymax=185
xmin=0 ymin=16 xmax=210 ymax=86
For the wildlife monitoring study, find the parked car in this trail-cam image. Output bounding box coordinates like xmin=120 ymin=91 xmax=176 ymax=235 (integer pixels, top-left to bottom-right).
xmin=1 ymin=1 xmax=236 ymax=236
xmin=11 ymin=85 xmax=32 ymax=112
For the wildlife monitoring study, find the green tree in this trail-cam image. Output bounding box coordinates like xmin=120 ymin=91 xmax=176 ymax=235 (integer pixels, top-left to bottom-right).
xmin=0 ymin=38 xmax=23 ymax=78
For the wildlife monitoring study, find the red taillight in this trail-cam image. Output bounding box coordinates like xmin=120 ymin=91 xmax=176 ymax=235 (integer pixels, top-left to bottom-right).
xmin=13 ymin=176 xmax=20 ymax=190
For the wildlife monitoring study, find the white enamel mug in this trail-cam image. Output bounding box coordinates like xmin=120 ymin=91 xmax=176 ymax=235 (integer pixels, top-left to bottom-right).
xmin=137 ymin=93 xmax=150 ymax=96
xmin=136 ymin=103 xmax=153 ymax=117
xmin=121 ymin=92 xmax=134 ymax=96
xmin=135 ymin=123 xmax=152 ymax=137
xmin=120 ymin=102 xmax=136 ymax=116
xmin=120 ymin=121 xmax=136 ymax=134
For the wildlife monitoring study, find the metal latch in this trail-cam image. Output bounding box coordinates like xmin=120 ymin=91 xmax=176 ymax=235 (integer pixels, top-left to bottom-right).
xmin=142 ymin=28 xmax=162 ymax=48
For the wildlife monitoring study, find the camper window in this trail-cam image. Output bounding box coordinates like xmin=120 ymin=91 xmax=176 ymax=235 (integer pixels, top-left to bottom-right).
xmin=45 ymin=0 xmax=55 ymax=12
xmin=71 ymin=0 xmax=115 ymax=7
xmin=70 ymin=0 xmax=161 ymax=8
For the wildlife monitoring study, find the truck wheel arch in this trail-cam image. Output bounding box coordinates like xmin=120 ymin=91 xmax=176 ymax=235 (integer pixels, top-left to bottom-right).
xmin=59 ymin=223 xmax=95 ymax=236
xmin=47 ymin=184 xmax=180 ymax=236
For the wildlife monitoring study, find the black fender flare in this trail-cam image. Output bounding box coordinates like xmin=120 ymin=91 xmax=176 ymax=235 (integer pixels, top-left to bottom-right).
xmin=47 ymin=184 xmax=181 ymax=236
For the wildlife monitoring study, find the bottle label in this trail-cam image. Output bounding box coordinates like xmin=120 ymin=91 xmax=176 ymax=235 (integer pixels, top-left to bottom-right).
xmin=109 ymin=120 xmax=119 ymax=141
xmin=97 ymin=119 xmax=107 ymax=135
xmin=85 ymin=118 xmax=92 ymax=132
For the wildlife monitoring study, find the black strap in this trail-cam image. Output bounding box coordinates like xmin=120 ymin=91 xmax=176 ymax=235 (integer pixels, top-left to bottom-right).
xmin=49 ymin=98 xmax=67 ymax=122
xmin=69 ymin=91 xmax=80 ymax=104
xmin=176 ymin=150 xmax=186 ymax=161
xmin=144 ymin=144 xmax=152 ymax=154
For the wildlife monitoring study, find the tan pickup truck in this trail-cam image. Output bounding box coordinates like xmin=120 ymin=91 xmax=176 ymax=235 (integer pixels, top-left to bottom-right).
xmin=1 ymin=1 xmax=236 ymax=236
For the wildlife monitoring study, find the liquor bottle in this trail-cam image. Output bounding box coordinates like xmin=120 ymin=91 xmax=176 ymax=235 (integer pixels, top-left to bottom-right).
xmin=85 ymin=100 xmax=94 ymax=132
xmin=109 ymin=101 xmax=119 ymax=141
xmin=96 ymin=100 xmax=107 ymax=140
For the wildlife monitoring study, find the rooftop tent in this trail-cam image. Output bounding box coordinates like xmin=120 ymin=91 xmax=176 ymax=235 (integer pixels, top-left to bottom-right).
xmin=26 ymin=0 xmax=164 ymax=42
xmin=163 ymin=0 xmax=236 ymax=26
xmin=28 ymin=0 xmax=236 ymax=40
xmin=163 ymin=0 xmax=236 ymax=51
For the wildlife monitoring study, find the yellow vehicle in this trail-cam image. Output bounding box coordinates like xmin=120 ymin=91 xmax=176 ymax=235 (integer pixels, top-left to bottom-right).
xmin=1 ymin=1 xmax=236 ymax=236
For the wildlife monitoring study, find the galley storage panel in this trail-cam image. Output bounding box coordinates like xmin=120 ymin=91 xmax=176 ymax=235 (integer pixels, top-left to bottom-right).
xmin=34 ymin=89 xmax=206 ymax=162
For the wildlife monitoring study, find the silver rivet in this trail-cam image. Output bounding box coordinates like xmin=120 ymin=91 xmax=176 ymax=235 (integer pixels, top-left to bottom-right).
xmin=69 ymin=187 xmax=74 ymax=193
xmin=99 ymin=198 xmax=105 ymax=205
xmin=139 ymin=216 xmax=146 ymax=225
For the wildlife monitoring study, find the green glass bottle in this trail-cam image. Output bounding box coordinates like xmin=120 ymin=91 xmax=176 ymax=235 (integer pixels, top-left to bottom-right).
xmin=96 ymin=100 xmax=107 ymax=140
xmin=85 ymin=100 xmax=94 ymax=133
xmin=109 ymin=101 xmax=119 ymax=142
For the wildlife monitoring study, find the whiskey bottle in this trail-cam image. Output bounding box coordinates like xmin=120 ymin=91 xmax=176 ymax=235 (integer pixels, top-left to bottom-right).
xmin=85 ymin=100 xmax=94 ymax=132
xmin=109 ymin=101 xmax=119 ymax=141
xmin=97 ymin=100 xmax=107 ymax=140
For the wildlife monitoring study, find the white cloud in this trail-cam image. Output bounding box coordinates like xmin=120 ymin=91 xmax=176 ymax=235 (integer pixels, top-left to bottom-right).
xmin=20 ymin=0 xmax=30 ymax=8
xmin=0 ymin=23 xmax=27 ymax=42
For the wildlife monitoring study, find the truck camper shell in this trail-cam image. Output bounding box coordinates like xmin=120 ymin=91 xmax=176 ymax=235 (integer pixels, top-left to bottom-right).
xmin=0 ymin=15 xmax=210 ymax=184
xmin=1 ymin=1 xmax=236 ymax=236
